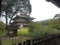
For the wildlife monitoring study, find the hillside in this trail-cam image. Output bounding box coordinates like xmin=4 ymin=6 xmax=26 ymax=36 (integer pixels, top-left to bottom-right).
xmin=36 ymin=19 xmax=52 ymax=26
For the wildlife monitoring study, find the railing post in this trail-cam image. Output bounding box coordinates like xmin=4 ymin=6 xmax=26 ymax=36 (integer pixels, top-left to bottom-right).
xmin=23 ymin=41 xmax=25 ymax=45
xmin=0 ymin=37 xmax=2 ymax=45
xmin=0 ymin=40 xmax=2 ymax=45
xmin=32 ymin=40 xmax=36 ymax=45
xmin=26 ymin=39 xmax=31 ymax=45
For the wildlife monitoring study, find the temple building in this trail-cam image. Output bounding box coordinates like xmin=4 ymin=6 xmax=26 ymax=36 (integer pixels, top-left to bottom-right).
xmin=8 ymin=15 xmax=34 ymax=36
xmin=11 ymin=15 xmax=34 ymax=30
xmin=8 ymin=15 xmax=35 ymax=36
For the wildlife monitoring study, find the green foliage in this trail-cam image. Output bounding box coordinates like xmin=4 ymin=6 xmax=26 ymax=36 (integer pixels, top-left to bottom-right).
xmin=29 ymin=22 xmax=60 ymax=39
xmin=29 ymin=22 xmax=46 ymax=39
xmin=38 ymin=21 xmax=49 ymax=26
xmin=17 ymin=28 xmax=29 ymax=36
xmin=30 ymin=27 xmax=45 ymax=39
xmin=0 ymin=21 xmax=6 ymax=30
xmin=48 ymin=19 xmax=60 ymax=30
xmin=2 ymin=36 xmax=30 ymax=45
xmin=29 ymin=22 xmax=42 ymax=32
xmin=45 ymin=28 xmax=58 ymax=35
xmin=0 ymin=21 xmax=6 ymax=36
xmin=0 ymin=30 xmax=6 ymax=37
xmin=1 ymin=0 xmax=32 ymax=25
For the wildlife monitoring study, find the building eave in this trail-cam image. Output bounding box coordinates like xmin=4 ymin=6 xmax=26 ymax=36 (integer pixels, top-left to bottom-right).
xmin=13 ymin=15 xmax=35 ymax=20
xmin=46 ymin=0 xmax=60 ymax=8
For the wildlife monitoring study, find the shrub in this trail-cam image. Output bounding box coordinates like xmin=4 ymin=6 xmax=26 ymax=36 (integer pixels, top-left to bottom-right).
xmin=30 ymin=27 xmax=48 ymax=39
xmin=17 ymin=28 xmax=29 ymax=36
xmin=0 ymin=30 xmax=6 ymax=37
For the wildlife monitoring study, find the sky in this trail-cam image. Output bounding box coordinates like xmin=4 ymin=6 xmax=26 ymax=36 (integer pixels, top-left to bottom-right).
xmin=1 ymin=0 xmax=60 ymax=23
xmin=30 ymin=0 xmax=60 ymax=21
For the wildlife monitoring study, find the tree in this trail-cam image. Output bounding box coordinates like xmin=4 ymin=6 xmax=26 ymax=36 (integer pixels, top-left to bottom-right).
xmin=49 ymin=14 xmax=60 ymax=30
xmin=29 ymin=22 xmax=41 ymax=32
xmin=54 ymin=14 xmax=60 ymax=19
xmin=0 ymin=0 xmax=31 ymax=30
xmin=29 ymin=22 xmax=50 ymax=39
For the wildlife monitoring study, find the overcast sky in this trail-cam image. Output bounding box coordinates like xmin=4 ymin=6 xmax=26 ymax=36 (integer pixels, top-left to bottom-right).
xmin=30 ymin=0 xmax=60 ymax=21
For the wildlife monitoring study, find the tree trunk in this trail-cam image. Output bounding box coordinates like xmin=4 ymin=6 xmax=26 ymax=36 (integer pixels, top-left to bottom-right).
xmin=9 ymin=9 xmax=18 ymax=25
xmin=5 ymin=12 xmax=8 ymax=30
xmin=5 ymin=12 xmax=9 ymax=36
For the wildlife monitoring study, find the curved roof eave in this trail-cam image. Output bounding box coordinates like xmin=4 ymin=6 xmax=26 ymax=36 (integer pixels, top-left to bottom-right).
xmin=46 ymin=0 xmax=60 ymax=8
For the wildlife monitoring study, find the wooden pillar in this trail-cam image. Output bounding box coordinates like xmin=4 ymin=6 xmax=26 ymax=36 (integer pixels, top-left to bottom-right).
xmin=18 ymin=42 xmax=22 ymax=45
xmin=0 ymin=0 xmax=2 ymax=15
xmin=23 ymin=41 xmax=25 ymax=45
xmin=0 ymin=39 xmax=2 ymax=45
xmin=32 ymin=40 xmax=36 ymax=45
xmin=0 ymin=37 xmax=2 ymax=45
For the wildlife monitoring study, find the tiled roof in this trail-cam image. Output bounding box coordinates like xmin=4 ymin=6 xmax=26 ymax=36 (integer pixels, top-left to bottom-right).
xmin=13 ymin=15 xmax=35 ymax=20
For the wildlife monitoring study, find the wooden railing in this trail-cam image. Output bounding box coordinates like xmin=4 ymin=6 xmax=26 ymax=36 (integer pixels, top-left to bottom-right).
xmin=0 ymin=33 xmax=60 ymax=45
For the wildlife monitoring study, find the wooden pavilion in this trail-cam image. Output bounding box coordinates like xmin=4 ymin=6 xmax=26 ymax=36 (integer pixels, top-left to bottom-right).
xmin=11 ymin=15 xmax=34 ymax=29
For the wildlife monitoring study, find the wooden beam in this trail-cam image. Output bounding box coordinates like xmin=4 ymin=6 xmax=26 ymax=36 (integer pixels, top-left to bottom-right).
xmin=46 ymin=0 xmax=60 ymax=8
xmin=0 ymin=0 xmax=2 ymax=15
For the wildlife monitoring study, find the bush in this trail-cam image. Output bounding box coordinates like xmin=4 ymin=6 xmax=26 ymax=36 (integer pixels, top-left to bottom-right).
xmin=17 ymin=28 xmax=29 ymax=36
xmin=30 ymin=27 xmax=48 ymax=39
xmin=46 ymin=27 xmax=60 ymax=35
xmin=0 ymin=30 xmax=6 ymax=37
xmin=0 ymin=21 xmax=6 ymax=31
xmin=29 ymin=22 xmax=60 ymax=39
